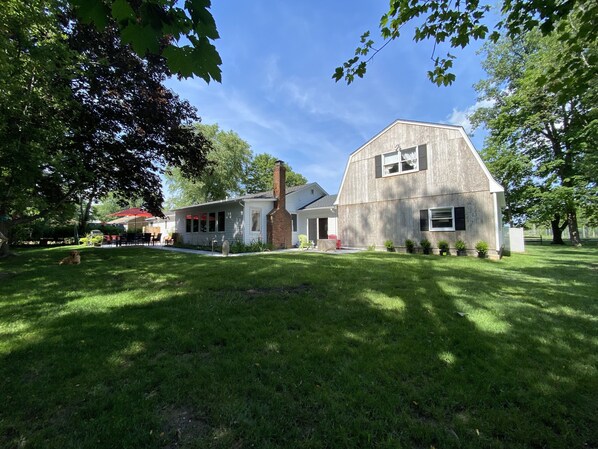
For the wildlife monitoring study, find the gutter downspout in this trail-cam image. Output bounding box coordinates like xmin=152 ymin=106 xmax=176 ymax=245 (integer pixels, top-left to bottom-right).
xmin=492 ymin=193 xmax=501 ymax=257
xmin=239 ymin=200 xmax=246 ymax=244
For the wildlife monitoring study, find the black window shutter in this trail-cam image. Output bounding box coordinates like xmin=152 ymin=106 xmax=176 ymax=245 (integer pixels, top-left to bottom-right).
xmin=418 ymin=144 xmax=428 ymax=170
xmin=375 ymin=155 xmax=382 ymax=178
xmin=420 ymin=209 xmax=429 ymax=231
xmin=455 ymin=207 xmax=466 ymax=230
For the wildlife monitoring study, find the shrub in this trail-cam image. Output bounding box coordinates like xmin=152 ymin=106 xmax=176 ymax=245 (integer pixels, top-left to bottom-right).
xmin=438 ymin=240 xmax=449 ymax=252
xmin=455 ymin=239 xmax=466 ymax=251
xmin=230 ymin=239 xmax=246 ymax=253
xmin=367 ymin=244 xmax=376 ymax=251
xmin=420 ymin=238 xmax=431 ymax=254
xmin=229 ymin=239 xmax=274 ymax=253
xmin=384 ymin=239 xmax=394 ymax=251
xmin=475 ymin=240 xmax=489 ymax=257
xmin=405 ymin=239 xmax=415 ymax=253
xmin=79 ymin=234 xmax=103 ymax=246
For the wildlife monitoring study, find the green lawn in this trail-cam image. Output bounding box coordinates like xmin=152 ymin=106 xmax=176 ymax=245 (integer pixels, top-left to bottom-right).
xmin=1 ymin=245 xmax=597 ymax=449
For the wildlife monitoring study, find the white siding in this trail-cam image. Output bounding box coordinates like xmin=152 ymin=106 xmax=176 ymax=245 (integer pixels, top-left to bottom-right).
xmin=175 ymin=202 xmax=245 ymax=246
xmin=297 ymin=209 xmax=338 ymax=245
xmin=286 ymin=184 xmax=327 ymax=212
xmin=243 ymin=200 xmax=273 ymax=244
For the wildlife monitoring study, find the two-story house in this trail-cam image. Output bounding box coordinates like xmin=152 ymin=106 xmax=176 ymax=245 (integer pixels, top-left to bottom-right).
xmin=335 ymin=119 xmax=505 ymax=257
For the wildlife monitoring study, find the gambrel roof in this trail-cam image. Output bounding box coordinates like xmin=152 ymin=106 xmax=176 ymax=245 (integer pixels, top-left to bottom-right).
xmin=335 ymin=119 xmax=503 ymax=205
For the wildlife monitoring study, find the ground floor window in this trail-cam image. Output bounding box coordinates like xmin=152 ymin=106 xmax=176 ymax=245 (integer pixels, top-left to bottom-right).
xmin=218 ymin=211 xmax=225 ymax=232
xmin=209 ymin=212 xmax=216 ymax=232
xmin=420 ymin=207 xmax=466 ymax=231
xmin=186 ymin=215 xmax=192 ymax=232
xmin=430 ymin=207 xmax=454 ymax=231
xmin=291 ymin=213 xmax=297 ymax=232
xmin=251 ymin=209 xmax=261 ymax=232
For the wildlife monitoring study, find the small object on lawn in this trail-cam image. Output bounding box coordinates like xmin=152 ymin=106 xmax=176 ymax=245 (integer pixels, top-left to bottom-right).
xmin=456 ymin=312 xmax=468 ymax=317
xmin=222 ymin=240 xmax=230 ymax=257
xmin=59 ymin=250 xmax=81 ymax=265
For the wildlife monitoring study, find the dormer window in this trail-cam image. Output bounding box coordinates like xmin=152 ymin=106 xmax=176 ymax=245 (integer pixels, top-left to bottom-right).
xmin=382 ymin=146 xmax=418 ymax=176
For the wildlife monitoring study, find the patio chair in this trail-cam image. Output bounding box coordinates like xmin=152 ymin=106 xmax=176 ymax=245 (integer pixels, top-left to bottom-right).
xmin=151 ymin=233 xmax=162 ymax=246
xmin=142 ymin=233 xmax=152 ymax=245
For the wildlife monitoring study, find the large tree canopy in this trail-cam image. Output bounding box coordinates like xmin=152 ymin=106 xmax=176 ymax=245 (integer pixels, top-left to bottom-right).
xmin=244 ymin=154 xmax=308 ymax=195
xmin=0 ymin=0 xmax=211 ymax=255
xmin=165 ymin=131 xmax=310 ymax=207
xmin=334 ymin=0 xmax=596 ymax=88
xmin=472 ymin=26 xmax=596 ymax=245
xmin=165 ymin=123 xmax=253 ymax=208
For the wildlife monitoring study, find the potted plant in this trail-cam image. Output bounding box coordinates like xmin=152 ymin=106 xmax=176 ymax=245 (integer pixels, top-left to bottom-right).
xmin=455 ymin=239 xmax=467 ymax=256
xmin=384 ymin=239 xmax=395 ymax=252
xmin=420 ymin=238 xmax=431 ymax=255
xmin=405 ymin=239 xmax=415 ymax=254
xmin=438 ymin=240 xmax=449 ymax=256
xmin=475 ymin=240 xmax=489 ymax=258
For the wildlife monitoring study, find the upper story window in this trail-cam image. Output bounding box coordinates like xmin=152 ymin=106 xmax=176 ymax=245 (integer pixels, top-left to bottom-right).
xmin=382 ymin=146 xmax=418 ymax=176
xmin=376 ymin=144 xmax=426 ymax=179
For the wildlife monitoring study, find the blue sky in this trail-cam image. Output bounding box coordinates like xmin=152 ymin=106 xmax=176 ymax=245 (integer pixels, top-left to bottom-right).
xmin=166 ymin=1 xmax=490 ymax=194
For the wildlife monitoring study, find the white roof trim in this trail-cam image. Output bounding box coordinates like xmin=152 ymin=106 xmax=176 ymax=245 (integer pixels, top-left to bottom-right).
xmin=299 ymin=205 xmax=338 ymax=211
xmin=457 ymin=128 xmax=503 ymax=193
xmin=173 ymin=183 xmax=329 ymax=211
xmin=336 ymin=119 xmax=504 ymax=202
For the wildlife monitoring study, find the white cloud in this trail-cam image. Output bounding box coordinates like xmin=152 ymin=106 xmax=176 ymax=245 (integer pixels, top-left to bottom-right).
xmin=446 ymin=99 xmax=494 ymax=133
xmin=262 ymin=55 xmax=384 ymax=130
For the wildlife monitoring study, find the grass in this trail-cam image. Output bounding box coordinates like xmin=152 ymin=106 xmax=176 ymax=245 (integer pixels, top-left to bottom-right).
xmin=0 ymin=244 xmax=597 ymax=449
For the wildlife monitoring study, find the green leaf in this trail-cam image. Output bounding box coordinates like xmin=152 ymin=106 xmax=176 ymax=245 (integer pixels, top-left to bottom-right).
xmin=163 ymin=46 xmax=195 ymax=78
xmin=120 ymin=23 xmax=160 ymax=54
xmin=111 ymin=0 xmax=136 ymax=23
xmin=189 ymin=0 xmax=220 ymax=39
xmin=71 ymin=0 xmax=110 ymax=29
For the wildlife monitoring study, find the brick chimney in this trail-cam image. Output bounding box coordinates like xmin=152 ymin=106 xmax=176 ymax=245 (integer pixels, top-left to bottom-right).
xmin=267 ymin=161 xmax=292 ymax=248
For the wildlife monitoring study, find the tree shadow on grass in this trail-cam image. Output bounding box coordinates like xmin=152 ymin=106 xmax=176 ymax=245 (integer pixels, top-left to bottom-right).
xmin=0 ymin=248 xmax=596 ymax=449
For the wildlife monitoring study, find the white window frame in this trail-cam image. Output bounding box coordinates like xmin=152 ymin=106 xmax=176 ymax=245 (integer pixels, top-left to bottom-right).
xmin=250 ymin=209 xmax=261 ymax=233
xmin=382 ymin=146 xmax=419 ymax=177
xmin=429 ymin=207 xmax=455 ymax=231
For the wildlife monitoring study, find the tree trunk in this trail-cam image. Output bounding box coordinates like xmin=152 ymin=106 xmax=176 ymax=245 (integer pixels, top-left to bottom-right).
xmin=78 ymin=194 xmax=95 ymax=235
xmin=0 ymin=222 xmax=11 ymax=258
xmin=0 ymin=235 xmax=9 ymax=258
xmin=550 ymin=213 xmax=567 ymax=245
xmin=567 ymin=209 xmax=582 ymax=246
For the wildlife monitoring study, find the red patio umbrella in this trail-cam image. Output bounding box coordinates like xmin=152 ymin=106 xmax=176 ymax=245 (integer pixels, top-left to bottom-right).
xmin=109 ymin=208 xmax=153 ymax=231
